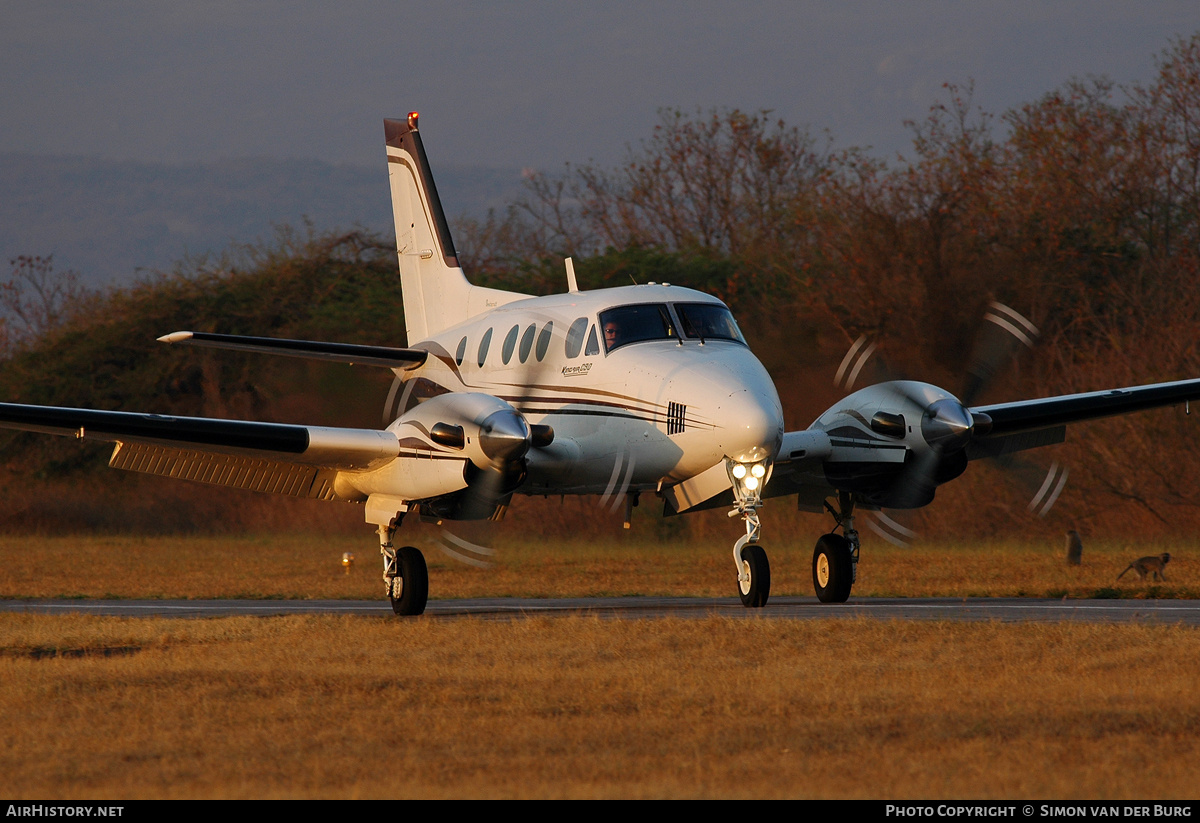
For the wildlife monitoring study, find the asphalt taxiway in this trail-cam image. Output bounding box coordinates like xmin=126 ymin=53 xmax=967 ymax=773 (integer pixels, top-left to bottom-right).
xmin=3 ymin=596 xmax=1200 ymax=624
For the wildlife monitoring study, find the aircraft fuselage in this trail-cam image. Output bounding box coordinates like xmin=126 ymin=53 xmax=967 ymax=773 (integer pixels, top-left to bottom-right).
xmin=395 ymin=283 xmax=784 ymax=496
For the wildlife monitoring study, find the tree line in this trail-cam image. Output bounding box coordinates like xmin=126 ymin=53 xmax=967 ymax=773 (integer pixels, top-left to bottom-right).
xmin=452 ymin=34 xmax=1200 ymax=536
xmin=2 ymin=33 xmax=1198 ymax=536
xmin=461 ymin=34 xmax=1199 ymax=381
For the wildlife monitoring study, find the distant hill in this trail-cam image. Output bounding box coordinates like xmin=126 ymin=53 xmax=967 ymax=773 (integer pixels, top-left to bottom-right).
xmin=0 ymin=153 xmax=525 ymax=286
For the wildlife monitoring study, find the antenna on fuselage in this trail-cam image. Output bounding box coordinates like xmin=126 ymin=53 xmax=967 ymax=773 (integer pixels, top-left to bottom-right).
xmin=565 ymin=257 xmax=579 ymax=293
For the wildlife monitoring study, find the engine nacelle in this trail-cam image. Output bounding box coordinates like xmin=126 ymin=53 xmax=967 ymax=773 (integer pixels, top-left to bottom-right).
xmin=388 ymin=392 xmax=532 ymax=469
xmin=812 ymin=380 xmax=977 ymax=509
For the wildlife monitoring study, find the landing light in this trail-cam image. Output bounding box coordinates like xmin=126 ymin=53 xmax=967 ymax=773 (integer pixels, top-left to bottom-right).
xmin=727 ymin=458 xmax=772 ymax=507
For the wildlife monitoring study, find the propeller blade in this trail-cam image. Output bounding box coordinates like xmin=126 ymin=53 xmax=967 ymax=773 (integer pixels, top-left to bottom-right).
xmin=835 ymin=334 xmax=907 ymax=391
xmin=961 ymin=301 xmax=1039 ymax=406
xmin=456 ymin=460 xmax=521 ymax=520
xmin=835 ymin=335 xmax=878 ymax=391
xmin=873 ymin=389 xmax=976 ymax=511
xmin=434 ymin=526 xmax=496 ymax=568
xmin=1027 ymin=461 xmax=1069 ymax=516
xmin=599 ymin=450 xmax=638 ymax=512
xmin=832 ymin=302 xmax=1058 ymax=530
xmin=864 ymin=509 xmax=918 ymax=547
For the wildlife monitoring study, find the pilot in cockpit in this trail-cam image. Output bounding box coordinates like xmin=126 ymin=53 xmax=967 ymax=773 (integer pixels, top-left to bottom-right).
xmin=603 ymin=318 xmax=621 ymax=351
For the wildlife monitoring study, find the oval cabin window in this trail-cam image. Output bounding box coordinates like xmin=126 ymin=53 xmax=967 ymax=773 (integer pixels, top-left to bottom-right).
xmin=502 ymin=325 xmax=519 ymax=365
xmin=477 ymin=328 xmax=493 ymax=367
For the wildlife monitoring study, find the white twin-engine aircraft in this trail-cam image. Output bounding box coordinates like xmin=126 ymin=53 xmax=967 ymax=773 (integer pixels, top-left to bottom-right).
xmin=3 ymin=111 xmax=1200 ymax=615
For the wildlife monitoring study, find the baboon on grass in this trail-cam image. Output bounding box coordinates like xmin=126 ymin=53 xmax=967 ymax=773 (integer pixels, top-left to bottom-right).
xmin=1066 ymin=530 xmax=1082 ymax=566
xmin=1116 ymin=553 xmax=1170 ymax=582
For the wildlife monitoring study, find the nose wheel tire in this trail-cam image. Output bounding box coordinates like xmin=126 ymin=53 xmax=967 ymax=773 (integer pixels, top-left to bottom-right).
xmin=813 ymin=534 xmax=853 ymax=603
xmin=737 ymin=544 xmax=771 ymax=608
xmin=389 ymin=545 xmax=429 ymax=616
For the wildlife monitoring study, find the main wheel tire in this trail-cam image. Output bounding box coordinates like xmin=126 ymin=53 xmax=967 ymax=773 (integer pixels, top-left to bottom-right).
xmin=812 ymin=534 xmax=853 ymax=603
xmin=737 ymin=544 xmax=771 ymax=608
xmin=389 ymin=545 xmax=428 ymax=616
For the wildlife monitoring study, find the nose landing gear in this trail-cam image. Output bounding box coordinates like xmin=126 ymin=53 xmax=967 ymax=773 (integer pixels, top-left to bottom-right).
xmin=728 ymin=457 xmax=772 ymax=608
xmin=736 ymin=540 xmax=770 ymax=607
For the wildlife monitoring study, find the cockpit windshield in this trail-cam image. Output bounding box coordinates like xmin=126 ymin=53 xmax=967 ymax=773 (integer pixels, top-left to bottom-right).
xmin=674 ymin=302 xmax=746 ymax=344
xmin=597 ymin=302 xmax=747 ymax=353
xmin=598 ymin=304 xmax=678 ymax=352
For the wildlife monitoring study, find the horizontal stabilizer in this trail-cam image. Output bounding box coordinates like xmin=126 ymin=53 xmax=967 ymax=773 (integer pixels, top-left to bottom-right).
xmin=158 ymin=331 xmax=427 ymax=369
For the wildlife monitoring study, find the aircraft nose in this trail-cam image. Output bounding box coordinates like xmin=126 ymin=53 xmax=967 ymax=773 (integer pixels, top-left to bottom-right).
xmin=718 ymin=389 xmax=784 ymax=463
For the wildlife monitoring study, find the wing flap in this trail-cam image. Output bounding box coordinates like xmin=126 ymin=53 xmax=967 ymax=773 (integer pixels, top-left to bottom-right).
xmin=110 ymin=442 xmax=342 ymax=500
xmin=966 ymin=426 xmax=1065 ymax=460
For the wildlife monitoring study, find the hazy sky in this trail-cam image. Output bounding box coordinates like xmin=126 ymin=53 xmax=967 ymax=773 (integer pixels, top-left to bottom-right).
xmin=3 ymin=2 xmax=1198 ymax=172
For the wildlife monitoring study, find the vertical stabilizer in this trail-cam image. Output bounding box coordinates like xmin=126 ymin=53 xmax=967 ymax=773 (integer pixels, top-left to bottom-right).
xmin=385 ymin=114 xmax=531 ymax=343
xmin=385 ymin=114 xmax=471 ymax=343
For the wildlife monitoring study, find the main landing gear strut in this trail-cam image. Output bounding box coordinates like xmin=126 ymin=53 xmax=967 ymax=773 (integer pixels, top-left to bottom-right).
xmin=816 ymin=490 xmax=859 ymax=603
xmin=379 ymin=520 xmax=428 ymax=616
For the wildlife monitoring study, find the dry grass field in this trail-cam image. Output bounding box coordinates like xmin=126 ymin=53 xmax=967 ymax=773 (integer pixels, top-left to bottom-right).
xmin=1 ymin=615 xmax=1198 ymax=799
xmin=0 ymin=531 xmax=1197 ymax=799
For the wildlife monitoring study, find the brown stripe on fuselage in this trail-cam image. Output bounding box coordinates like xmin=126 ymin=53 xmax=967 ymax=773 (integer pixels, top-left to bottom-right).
xmin=412 ymin=340 xmax=719 ymax=427
xmin=411 ymin=366 xmax=675 ymax=418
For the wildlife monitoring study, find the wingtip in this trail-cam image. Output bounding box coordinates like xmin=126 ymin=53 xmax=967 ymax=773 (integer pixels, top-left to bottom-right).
xmin=157 ymin=331 xmax=193 ymax=344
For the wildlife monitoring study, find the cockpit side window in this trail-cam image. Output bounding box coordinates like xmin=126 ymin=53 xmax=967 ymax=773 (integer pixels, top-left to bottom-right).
xmin=674 ymin=302 xmax=747 ymax=344
xmin=598 ymin=304 xmax=677 ymax=353
xmin=584 ymin=324 xmax=600 ymax=356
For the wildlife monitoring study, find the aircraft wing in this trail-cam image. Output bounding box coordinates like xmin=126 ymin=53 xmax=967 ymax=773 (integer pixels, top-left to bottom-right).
xmin=968 ymin=377 xmax=1200 ymax=459
xmin=762 ymin=377 xmax=1200 ymax=510
xmin=158 ymin=331 xmax=427 ymax=369
xmin=0 ymin=402 xmax=400 ymax=500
